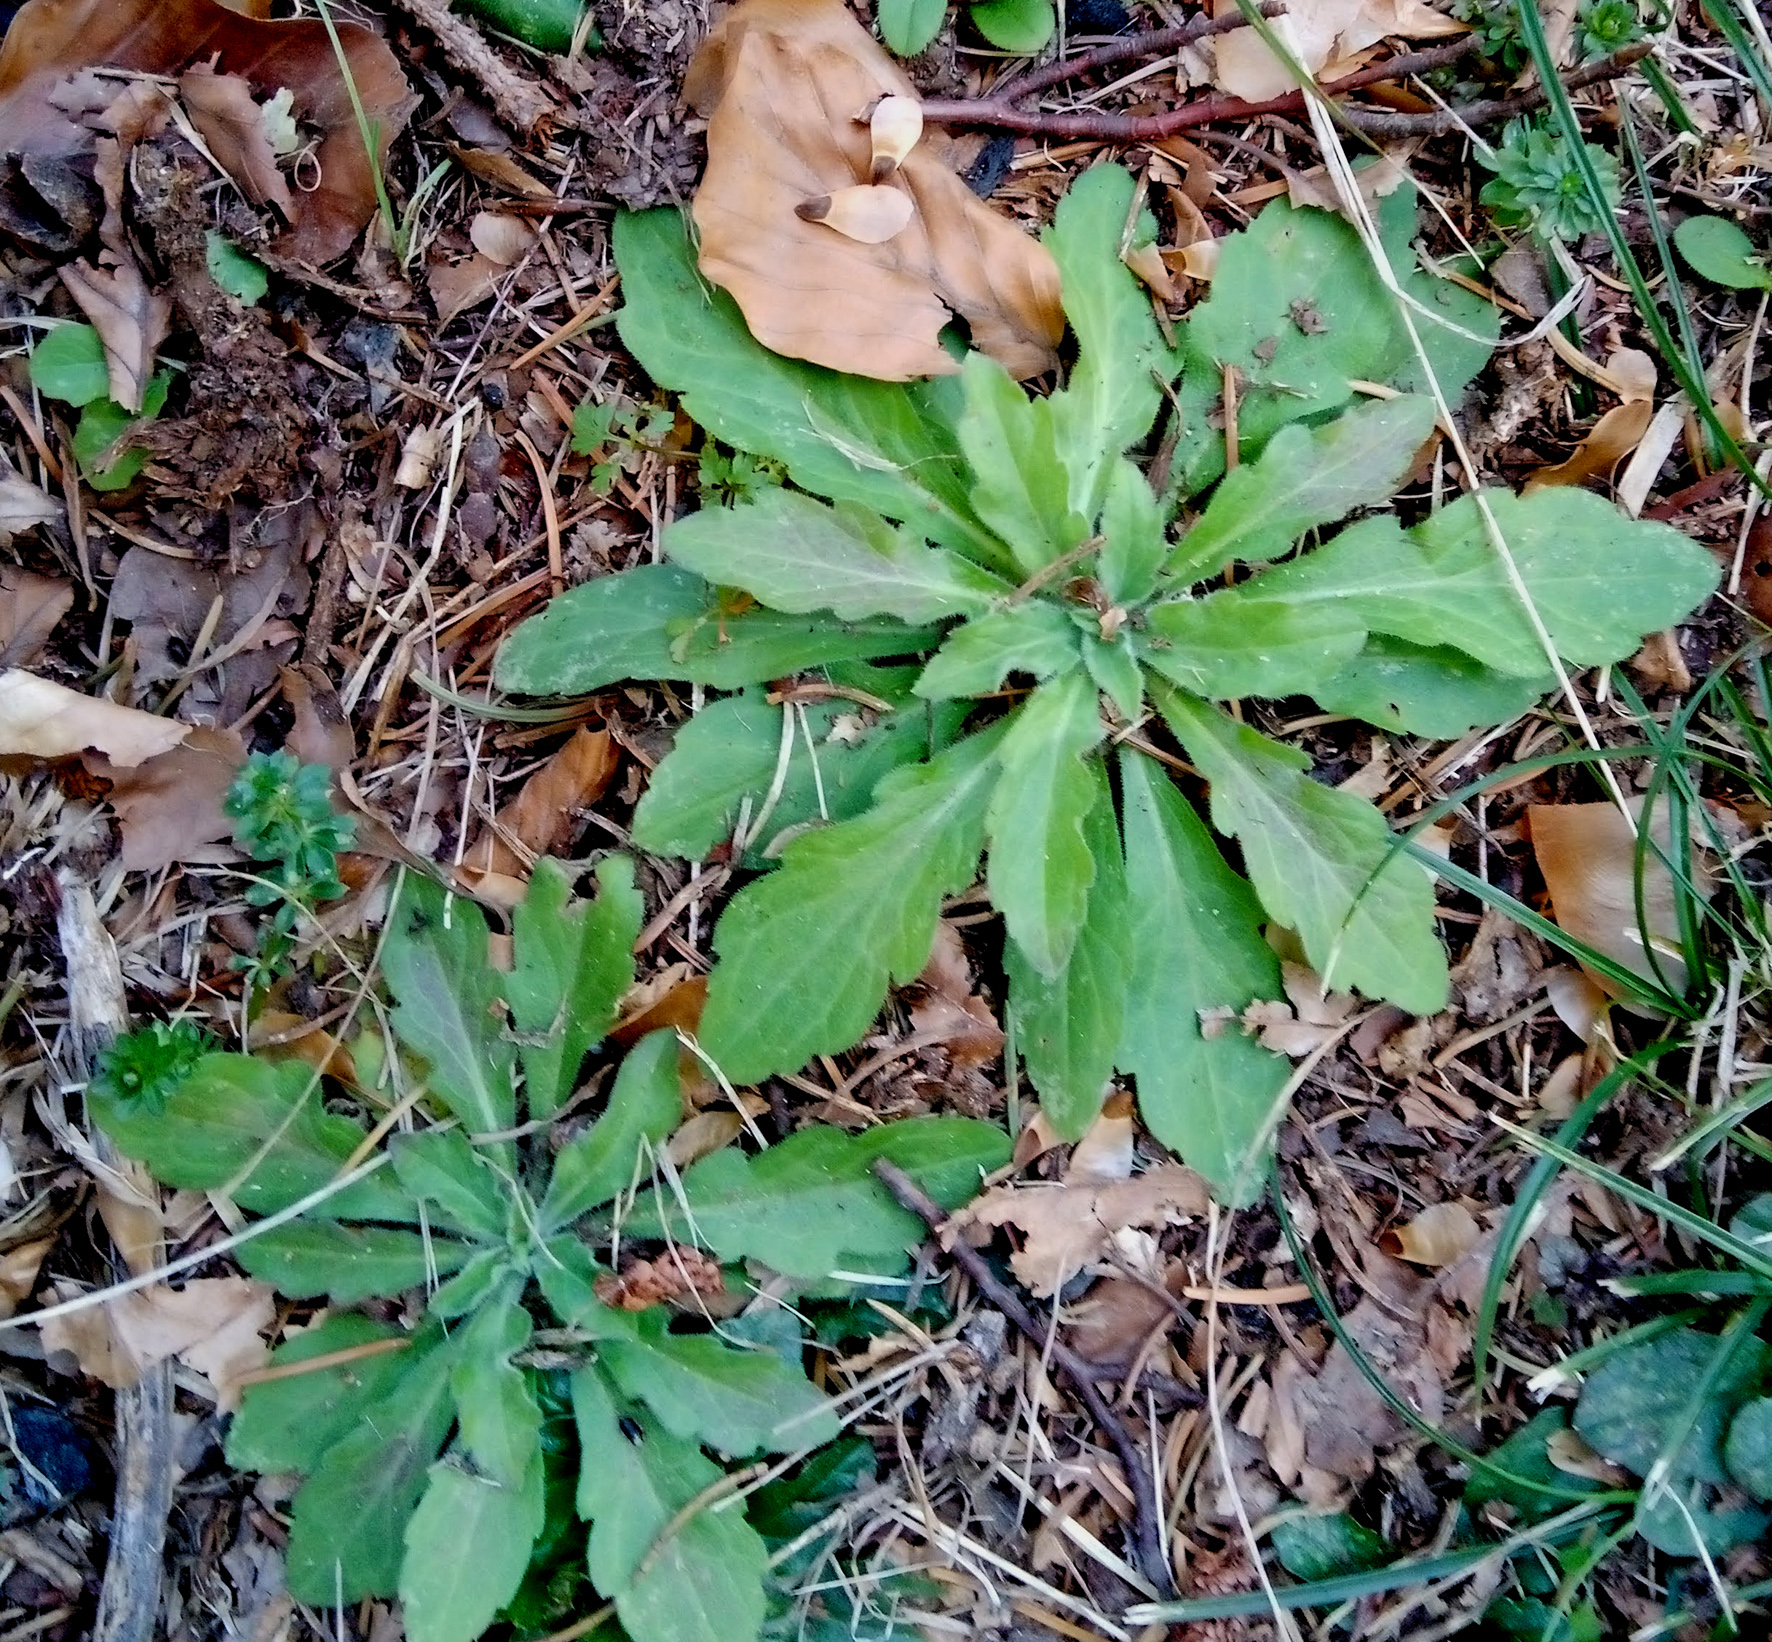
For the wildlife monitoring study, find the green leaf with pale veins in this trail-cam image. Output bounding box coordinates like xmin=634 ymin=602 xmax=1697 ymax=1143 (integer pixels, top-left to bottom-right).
xmin=986 ymin=671 xmax=1104 ymax=978
xmin=541 ymin=1029 xmax=683 ymax=1229
xmin=1115 ymin=748 xmax=1289 ymax=1205
xmin=508 ymin=855 xmax=641 ymax=1120
xmin=956 ymin=353 xmax=1089 ymax=576
xmin=452 ymin=1291 xmax=541 ymax=1488
xmin=400 ymin=1455 xmax=545 ymax=1642
xmin=383 ymin=872 xmax=517 ymax=1155
xmin=1165 ymin=395 xmax=1438 ymax=582
xmin=914 ymin=603 xmax=1081 ymax=700
xmin=1310 ymin=634 xmax=1551 ymax=737
xmin=1007 ymin=763 xmax=1130 ymax=1138
xmin=1156 ymin=685 xmax=1448 ymax=1013
xmin=697 ymin=726 xmax=1002 ymax=1083
xmin=666 ymin=489 xmax=1007 ymax=624
xmin=1097 ymin=458 xmax=1166 ymax=606
xmin=599 ymin=1312 xmax=839 ymax=1457
xmin=286 ymin=1327 xmax=458 ymax=1603
xmin=1245 ymin=488 xmax=1721 ymax=678
xmin=1142 ymin=590 xmax=1368 ymax=701
xmin=494 ymin=563 xmax=940 ymax=697
xmin=573 ymin=1367 xmax=769 ymax=1642
xmin=1044 ymin=166 xmax=1178 ymax=518
xmin=618 ymin=1117 xmax=1011 ymax=1280
xmin=613 ymin=208 xmax=1001 ymax=569
xmin=1082 ymin=631 xmax=1143 ymax=719
xmin=236 ymin=1222 xmax=472 ymax=1301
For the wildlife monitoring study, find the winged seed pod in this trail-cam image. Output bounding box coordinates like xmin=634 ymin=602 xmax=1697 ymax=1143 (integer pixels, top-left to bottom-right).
xmin=867 ymin=93 xmax=922 ymax=182
xmin=795 ymin=183 xmax=915 ymax=243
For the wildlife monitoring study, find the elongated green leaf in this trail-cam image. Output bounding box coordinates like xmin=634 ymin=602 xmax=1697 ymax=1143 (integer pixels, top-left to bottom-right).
xmin=1082 ymin=631 xmax=1143 ymax=719
xmin=600 ymin=1315 xmax=838 ymax=1457
xmin=400 ymin=1455 xmax=545 ymax=1642
xmin=573 ymin=1367 xmax=769 ymax=1642
xmin=667 ymin=489 xmax=1006 ymax=624
xmin=428 ymin=1247 xmax=513 ymax=1320
xmin=541 ymin=1029 xmax=682 ymax=1229
xmin=1310 ymin=634 xmax=1550 ymax=737
xmin=1115 ymin=749 xmax=1289 ymax=1204
xmin=1097 ymin=458 xmax=1166 ymax=606
xmin=89 ymin=1052 xmax=412 ymax=1222
xmin=535 ymin=1237 xmax=647 ymax=1341
xmin=452 ymin=1293 xmax=542 ymax=1487
xmin=1247 ymin=489 xmax=1721 ymax=678
xmin=494 ymin=563 xmax=940 ymax=697
xmin=1044 ymin=166 xmax=1178 ymax=518
xmin=957 ymin=353 xmax=1088 ymax=576
xmin=226 ymin=1314 xmax=413 ymax=1475
xmin=914 ymin=602 xmax=1081 ymax=699
xmin=698 ymin=727 xmax=1001 ymax=1083
xmin=613 ymin=209 xmax=999 ymax=567
xmin=1156 ymin=686 xmax=1448 ymax=1013
xmin=620 ymin=1117 xmax=1011 ymax=1280
xmin=1007 ymin=763 xmax=1129 ymax=1137
xmin=987 ymin=672 xmax=1104 ymax=977
xmin=286 ymin=1330 xmax=458 ymax=1603
xmin=237 ymin=1222 xmax=471 ymax=1301
xmin=390 ymin=1128 xmax=509 ymax=1241
xmin=632 ymin=689 xmax=966 ymax=864
xmin=1142 ymin=591 xmax=1368 ymax=700
xmin=383 ymin=873 xmax=516 ymax=1151
xmin=508 ymin=855 xmax=641 ymax=1120
xmin=1674 ymin=214 xmax=1772 ymax=292
xmin=1166 ymin=395 xmax=1437 ymax=581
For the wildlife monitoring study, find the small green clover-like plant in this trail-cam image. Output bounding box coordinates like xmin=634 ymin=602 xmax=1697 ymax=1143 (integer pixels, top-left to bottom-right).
xmin=28 ymin=321 xmax=171 ymax=491
xmin=1673 ymin=214 xmax=1772 ymax=294
xmin=90 ymin=1019 xmax=215 ymax=1115
xmin=878 ymin=0 xmax=1053 ymax=56
xmin=494 ymin=165 xmax=1716 ymax=1206
xmin=89 ymin=856 xmax=1006 ymax=1642
xmin=1480 ymin=117 xmax=1623 ymax=242
xmin=570 ymin=398 xmax=676 ymax=494
xmin=1576 ymin=0 xmax=1647 ymax=59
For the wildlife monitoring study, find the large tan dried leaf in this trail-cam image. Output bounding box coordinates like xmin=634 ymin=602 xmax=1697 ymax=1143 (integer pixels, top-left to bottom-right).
xmin=1530 ymin=798 xmax=1707 ymax=998
xmin=964 ymin=1164 xmax=1210 ymax=1297
xmin=0 ymin=567 xmax=73 ymax=669
xmin=0 ymin=0 xmax=415 ymax=264
xmin=0 ymin=668 xmax=187 ymax=765
xmin=1211 ymin=0 xmax=1466 ymax=103
xmin=87 ymin=725 xmax=245 ymax=872
xmin=1524 ymin=399 xmax=1655 ymax=493
xmin=463 ymin=725 xmax=618 ymax=903
xmin=686 ymin=0 xmax=1062 ymax=381
xmin=1379 ymin=1200 xmax=1480 ymax=1267
xmin=178 ymin=62 xmax=294 ymax=215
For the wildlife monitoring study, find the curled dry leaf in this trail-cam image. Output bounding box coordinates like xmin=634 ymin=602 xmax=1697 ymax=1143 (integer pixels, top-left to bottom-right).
xmin=908 ymin=920 xmax=1004 ymax=1072
xmin=60 ymin=255 xmax=171 ymax=414
xmin=0 ymin=566 xmax=73 ymax=670
xmin=0 ymin=668 xmax=187 ymax=765
xmin=1065 ymin=1088 xmax=1136 ymax=1183
xmin=1210 ymin=0 xmax=1467 ymax=103
xmin=85 ymin=725 xmax=246 ymax=872
xmin=178 ymin=63 xmax=294 ymax=215
xmin=0 ymin=0 xmax=415 ymax=264
xmin=1380 ymin=1200 xmax=1481 ymax=1267
xmin=964 ymin=1163 xmax=1210 ymax=1297
xmin=0 ymin=469 xmax=64 ymax=549
xmin=1524 ymin=399 xmax=1656 ymax=493
xmin=463 ymin=724 xmax=619 ymax=903
xmin=686 ymin=0 xmax=1062 ymax=381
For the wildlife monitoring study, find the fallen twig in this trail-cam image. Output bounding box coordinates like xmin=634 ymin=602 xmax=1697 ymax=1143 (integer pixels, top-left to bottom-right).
xmin=386 ymin=0 xmax=562 ymax=135
xmin=872 ymin=1160 xmax=1177 ymax=1600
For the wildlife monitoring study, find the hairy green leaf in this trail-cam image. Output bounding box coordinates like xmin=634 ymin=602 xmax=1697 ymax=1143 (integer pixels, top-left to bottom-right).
xmin=1081 ymin=631 xmax=1143 ymax=719
xmin=1157 ymin=687 xmax=1448 ymax=1013
xmin=1142 ymin=590 xmax=1368 ymax=700
xmin=621 ymin=1117 xmax=1011 ymax=1280
xmin=1727 ymin=1399 xmax=1772 ymax=1500
xmin=389 ymin=1127 xmax=509 ymax=1242
xmin=633 ymin=689 xmax=966 ymax=865
xmin=698 ymin=727 xmax=1002 ymax=1082
xmin=1310 ymin=634 xmax=1550 ymax=737
xmin=495 ymin=563 xmax=939 ymax=697
xmin=452 ymin=1293 xmax=542 ymax=1488
xmin=400 ymin=1455 xmax=545 ymax=1642
xmin=541 ymin=1029 xmax=682 ymax=1229
xmin=1166 ymin=395 xmax=1438 ymax=581
xmin=957 ymin=353 xmax=1088 ymax=576
xmin=600 ymin=1315 xmax=839 ymax=1457
xmin=1674 ymin=215 xmax=1772 ymax=292
xmin=573 ymin=1367 xmax=769 ymax=1642
xmin=1006 ymin=764 xmax=1129 ymax=1137
xmin=1097 ymin=458 xmax=1166 ymax=606
xmin=876 ymin=0 xmax=946 ymax=55
xmin=1247 ymin=489 xmax=1721 ymax=678
xmin=383 ymin=873 xmax=516 ymax=1152
xmin=237 ymin=1222 xmax=471 ymax=1301
xmin=509 ymin=856 xmax=641 ymax=1120
xmin=613 ymin=209 xmax=997 ymax=565
xmin=1116 ymin=748 xmax=1289 ymax=1204
xmin=666 ymin=489 xmax=1007 ymax=624
xmin=987 ymin=671 xmax=1104 ymax=977
xmin=914 ymin=603 xmax=1081 ymax=699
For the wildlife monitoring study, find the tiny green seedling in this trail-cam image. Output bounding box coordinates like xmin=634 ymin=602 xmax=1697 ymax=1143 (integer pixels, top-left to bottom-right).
xmin=28 ymin=321 xmax=171 ymax=491
xmin=206 ymin=231 xmax=270 ymax=306
xmin=569 ymin=398 xmax=675 ymax=494
xmin=495 ymin=165 xmax=1717 ymax=1205
xmin=1673 ymin=214 xmax=1772 ymax=293
xmin=91 ymin=857 xmax=1006 ymax=1642
xmin=1480 ymin=117 xmax=1624 ymax=242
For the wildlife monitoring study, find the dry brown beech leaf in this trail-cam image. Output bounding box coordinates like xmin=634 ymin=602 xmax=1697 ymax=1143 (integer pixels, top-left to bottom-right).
xmin=0 ymin=668 xmax=187 ymax=765
xmin=87 ymin=724 xmax=245 ymax=872
xmin=1524 ymin=398 xmax=1656 ymax=493
xmin=0 ymin=0 xmax=415 ymax=265
xmin=686 ymin=0 xmax=1062 ymax=382
xmin=463 ymin=724 xmax=619 ymax=903
xmin=178 ymin=61 xmax=293 ymax=215
xmin=60 ymin=255 xmax=171 ymax=413
xmin=1211 ymin=0 xmax=1466 ymax=103
xmin=1380 ymin=1200 xmax=1481 ymax=1267
xmin=0 ymin=566 xmax=74 ymax=670
xmin=469 ymin=210 xmax=537 ymax=267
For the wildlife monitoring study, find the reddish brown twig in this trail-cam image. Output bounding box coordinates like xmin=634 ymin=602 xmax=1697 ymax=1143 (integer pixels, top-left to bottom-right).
xmin=872 ymin=1159 xmax=1177 ymax=1600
